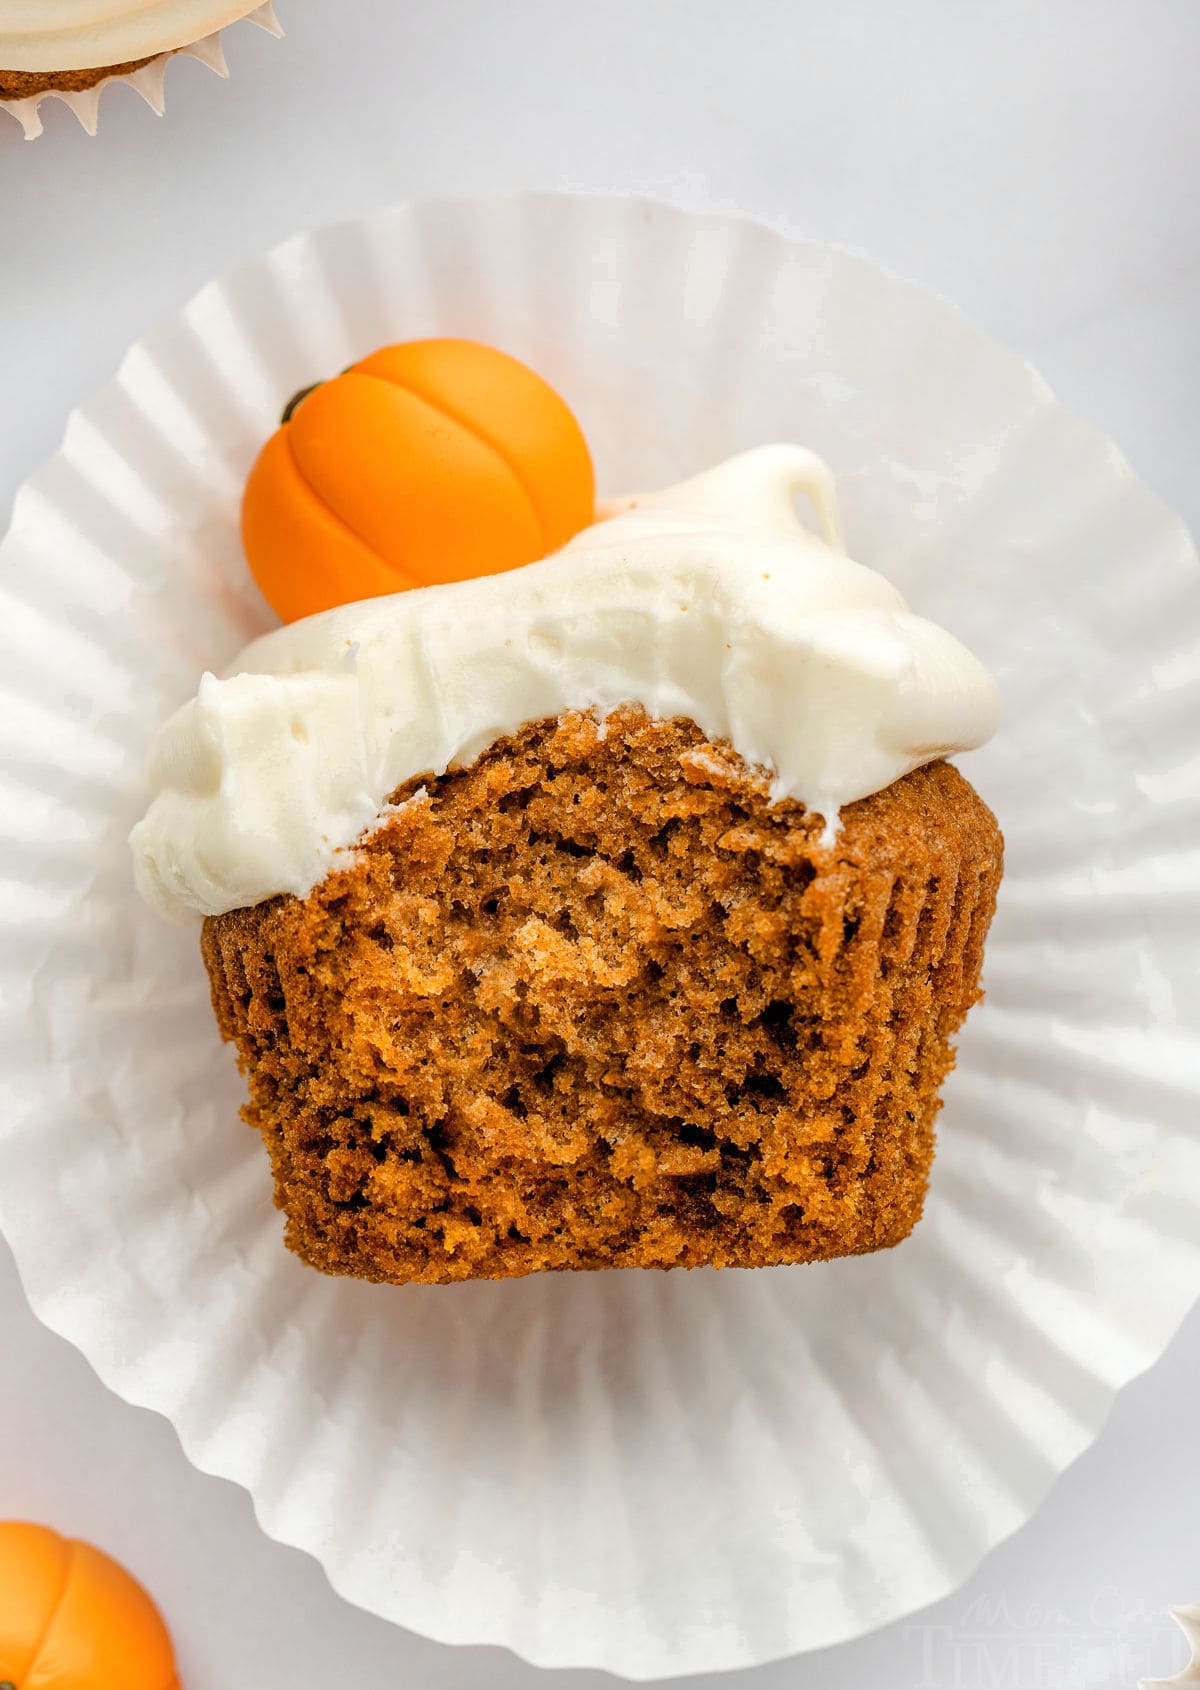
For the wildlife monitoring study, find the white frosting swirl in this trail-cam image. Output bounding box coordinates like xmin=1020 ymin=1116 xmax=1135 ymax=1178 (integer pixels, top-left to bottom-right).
xmin=0 ymin=2 xmax=262 ymax=69
xmin=131 ymin=445 xmax=1001 ymax=922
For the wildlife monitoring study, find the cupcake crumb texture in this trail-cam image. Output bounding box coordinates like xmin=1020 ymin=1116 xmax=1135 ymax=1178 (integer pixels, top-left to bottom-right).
xmin=202 ymin=707 xmax=1003 ymax=1284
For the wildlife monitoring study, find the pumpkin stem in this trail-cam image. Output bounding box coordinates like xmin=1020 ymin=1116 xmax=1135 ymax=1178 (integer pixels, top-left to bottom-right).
xmin=280 ymin=381 xmax=323 ymax=425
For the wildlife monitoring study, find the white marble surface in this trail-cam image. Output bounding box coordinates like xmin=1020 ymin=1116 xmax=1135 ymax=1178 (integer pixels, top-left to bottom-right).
xmin=0 ymin=2 xmax=1197 ymax=1684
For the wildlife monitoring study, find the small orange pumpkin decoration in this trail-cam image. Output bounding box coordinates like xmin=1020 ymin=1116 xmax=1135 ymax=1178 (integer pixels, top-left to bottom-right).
xmin=0 ymin=1521 xmax=180 ymax=1690
xmin=242 ymin=336 xmax=596 ymax=624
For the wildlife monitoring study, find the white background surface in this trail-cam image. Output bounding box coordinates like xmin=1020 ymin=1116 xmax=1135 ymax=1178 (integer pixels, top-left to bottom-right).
xmin=0 ymin=3 xmax=1197 ymax=1686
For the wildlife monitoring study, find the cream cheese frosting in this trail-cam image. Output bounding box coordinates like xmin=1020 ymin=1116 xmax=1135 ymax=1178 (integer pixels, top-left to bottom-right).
xmin=0 ymin=1 xmax=262 ymax=69
xmin=131 ymin=445 xmax=1001 ymax=922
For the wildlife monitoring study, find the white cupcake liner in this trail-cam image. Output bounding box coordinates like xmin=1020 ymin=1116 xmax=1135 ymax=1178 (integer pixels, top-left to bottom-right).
xmin=1141 ymin=1605 xmax=1200 ymax=1690
xmin=0 ymin=194 xmax=1197 ymax=1678
xmin=0 ymin=1 xmax=281 ymax=139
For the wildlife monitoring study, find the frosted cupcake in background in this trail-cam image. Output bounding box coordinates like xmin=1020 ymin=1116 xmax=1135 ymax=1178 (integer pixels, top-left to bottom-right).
xmin=0 ymin=0 xmax=282 ymax=139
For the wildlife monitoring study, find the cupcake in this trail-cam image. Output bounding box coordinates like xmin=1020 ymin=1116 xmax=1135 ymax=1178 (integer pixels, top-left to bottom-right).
xmin=132 ymin=435 xmax=1003 ymax=1286
xmin=0 ymin=1 xmax=281 ymax=138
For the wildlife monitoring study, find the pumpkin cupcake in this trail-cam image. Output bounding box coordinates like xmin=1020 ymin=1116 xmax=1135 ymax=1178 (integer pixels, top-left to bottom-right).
xmin=131 ymin=339 xmax=1003 ymax=1288
xmin=0 ymin=0 xmax=282 ymax=138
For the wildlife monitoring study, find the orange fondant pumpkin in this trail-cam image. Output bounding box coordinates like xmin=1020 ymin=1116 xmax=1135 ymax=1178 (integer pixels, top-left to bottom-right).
xmin=242 ymin=337 xmax=595 ymax=624
xmin=0 ymin=1521 xmax=179 ymax=1690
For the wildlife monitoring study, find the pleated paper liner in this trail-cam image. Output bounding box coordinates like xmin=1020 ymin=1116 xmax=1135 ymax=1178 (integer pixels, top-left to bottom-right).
xmin=0 ymin=1 xmax=281 ymax=139
xmin=0 ymin=195 xmax=1197 ymax=1677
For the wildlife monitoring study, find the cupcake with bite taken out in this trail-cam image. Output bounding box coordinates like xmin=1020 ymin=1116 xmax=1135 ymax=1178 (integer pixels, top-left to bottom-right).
xmin=131 ymin=337 xmax=1003 ymax=1287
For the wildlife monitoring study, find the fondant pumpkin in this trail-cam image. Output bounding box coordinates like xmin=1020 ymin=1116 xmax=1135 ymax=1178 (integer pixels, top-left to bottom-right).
xmin=0 ymin=1521 xmax=179 ymax=1690
xmin=242 ymin=337 xmax=595 ymax=623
